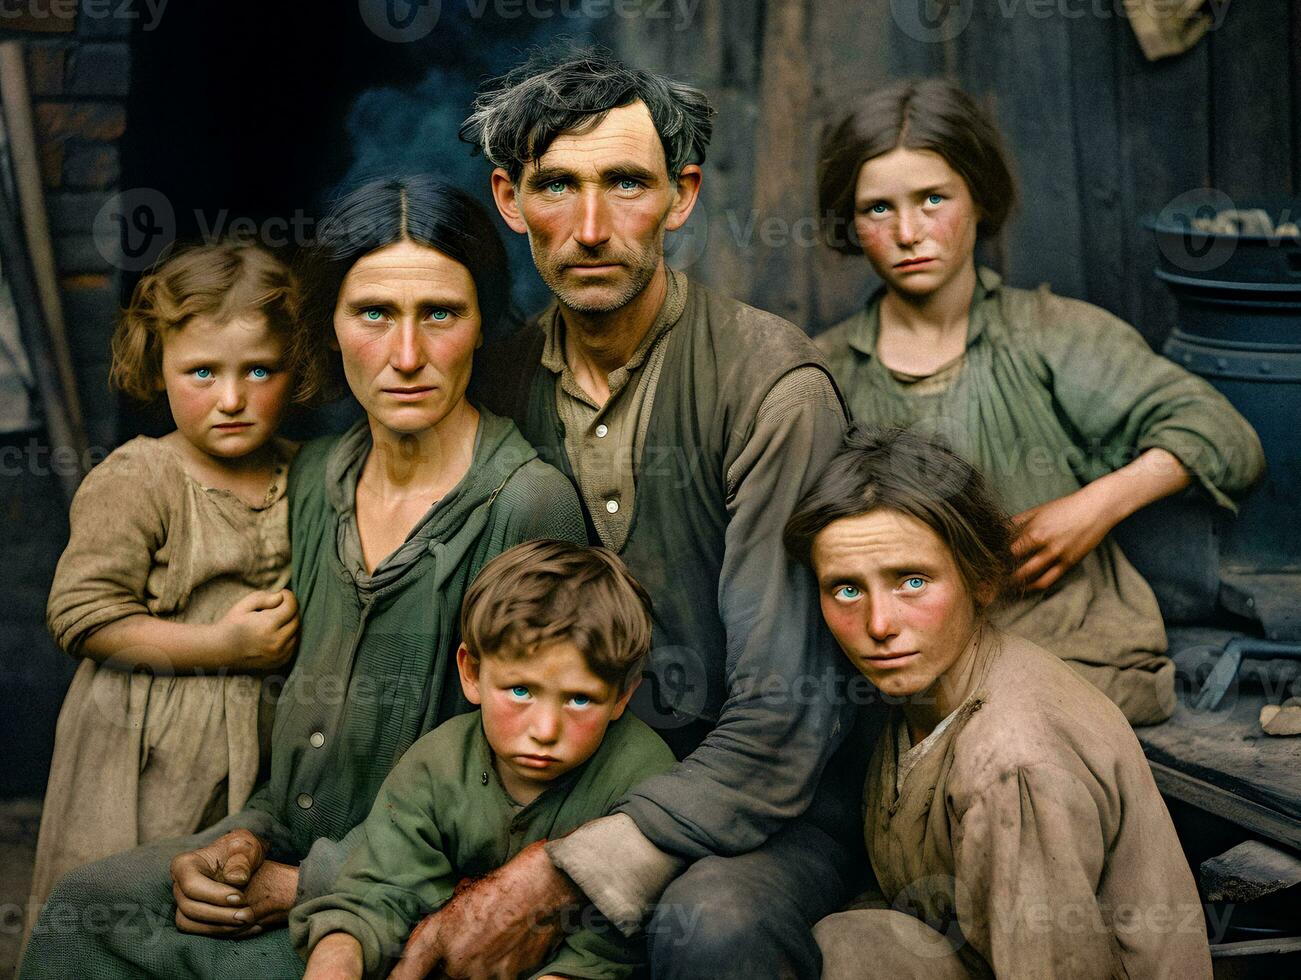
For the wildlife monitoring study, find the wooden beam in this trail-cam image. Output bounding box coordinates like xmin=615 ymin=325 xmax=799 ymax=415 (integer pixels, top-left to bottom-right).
xmin=1149 ymin=760 xmax=1301 ymax=851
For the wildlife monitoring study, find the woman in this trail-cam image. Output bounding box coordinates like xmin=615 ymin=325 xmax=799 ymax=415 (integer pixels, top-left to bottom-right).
xmin=815 ymin=80 xmax=1264 ymax=725
xmin=20 ymin=177 xmax=586 ymax=980
xmin=787 ymin=426 xmax=1211 ymax=979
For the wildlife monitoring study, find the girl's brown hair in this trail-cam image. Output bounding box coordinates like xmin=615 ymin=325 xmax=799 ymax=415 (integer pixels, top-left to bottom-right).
xmin=784 ymin=425 xmax=1019 ymax=613
xmin=818 ymin=79 xmax=1017 ymax=255
xmin=110 ymin=241 xmax=317 ymax=403
xmin=460 ymin=539 xmax=654 ymax=692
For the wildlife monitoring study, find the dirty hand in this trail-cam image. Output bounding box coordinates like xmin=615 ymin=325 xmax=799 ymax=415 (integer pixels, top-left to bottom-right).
xmin=170 ymin=828 xmax=269 ymax=937
xmin=388 ymin=841 xmax=580 ymax=980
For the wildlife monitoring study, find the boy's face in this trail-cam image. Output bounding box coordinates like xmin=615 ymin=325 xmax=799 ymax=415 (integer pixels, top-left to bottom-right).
xmin=457 ymin=641 xmax=636 ymax=805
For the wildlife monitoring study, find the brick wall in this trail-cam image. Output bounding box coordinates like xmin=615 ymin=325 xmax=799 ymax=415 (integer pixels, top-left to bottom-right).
xmin=1 ymin=3 xmax=131 ymax=798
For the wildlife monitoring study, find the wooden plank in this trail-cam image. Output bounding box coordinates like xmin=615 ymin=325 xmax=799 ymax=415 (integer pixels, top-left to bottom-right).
xmin=748 ymin=0 xmax=816 ymax=327
xmin=806 ymin=0 xmax=897 ymax=331
xmin=1147 ymin=761 xmax=1301 ymax=851
xmin=1114 ymin=24 xmax=1211 ymax=347
xmin=1200 ymin=840 xmax=1301 ymax=902
xmin=957 ymin=2 xmax=1085 ymax=298
xmin=1066 ymin=5 xmax=1128 ymax=318
xmin=1209 ymin=0 xmax=1292 ymax=199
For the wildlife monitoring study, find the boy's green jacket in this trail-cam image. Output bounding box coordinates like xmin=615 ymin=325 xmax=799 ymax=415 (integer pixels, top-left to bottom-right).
xmin=290 ymin=710 xmax=675 ymax=979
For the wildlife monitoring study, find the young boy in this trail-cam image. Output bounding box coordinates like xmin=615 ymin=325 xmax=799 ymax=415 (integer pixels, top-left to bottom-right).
xmin=291 ymin=540 xmax=674 ymax=980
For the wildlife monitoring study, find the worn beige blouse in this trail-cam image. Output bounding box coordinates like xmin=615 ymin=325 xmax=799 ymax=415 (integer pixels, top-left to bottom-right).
xmin=28 ymin=436 xmax=293 ymax=922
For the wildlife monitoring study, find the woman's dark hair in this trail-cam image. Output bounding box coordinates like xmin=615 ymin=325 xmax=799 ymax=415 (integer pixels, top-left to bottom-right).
xmin=784 ymin=425 xmax=1018 ymax=611
xmin=459 ymin=46 xmax=714 ymax=183
xmin=296 ymin=176 xmax=512 ymax=398
xmin=817 ymin=79 xmax=1017 ymax=255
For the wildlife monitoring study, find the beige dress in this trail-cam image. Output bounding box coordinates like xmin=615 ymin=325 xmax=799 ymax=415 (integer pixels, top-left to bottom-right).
xmin=816 ymin=629 xmax=1212 ymax=979
xmin=26 ymin=436 xmax=293 ymax=926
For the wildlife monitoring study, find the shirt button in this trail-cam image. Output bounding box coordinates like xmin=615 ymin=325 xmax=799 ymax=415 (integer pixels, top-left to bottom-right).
xmin=605 ymin=499 xmax=619 ymax=514
xmin=309 ymin=731 xmax=325 ymax=748
xmin=296 ymin=793 xmax=314 ymax=810
xmin=595 ymin=424 xmax=609 ymax=438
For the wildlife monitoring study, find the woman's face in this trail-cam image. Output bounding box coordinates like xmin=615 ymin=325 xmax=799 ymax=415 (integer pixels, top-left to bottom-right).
xmin=853 ymin=146 xmax=980 ymax=300
xmin=811 ymin=508 xmax=979 ymax=701
xmin=332 ymin=239 xmax=482 ymax=438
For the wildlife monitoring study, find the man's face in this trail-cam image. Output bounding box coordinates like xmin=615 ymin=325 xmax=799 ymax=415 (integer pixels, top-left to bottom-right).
xmin=493 ymin=101 xmax=695 ymax=315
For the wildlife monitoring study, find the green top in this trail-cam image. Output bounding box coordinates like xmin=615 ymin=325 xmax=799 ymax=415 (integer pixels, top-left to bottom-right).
xmin=240 ymin=408 xmax=587 ymax=898
xmin=816 ymin=268 xmax=1265 ymax=724
xmin=290 ymin=710 xmax=676 ymax=979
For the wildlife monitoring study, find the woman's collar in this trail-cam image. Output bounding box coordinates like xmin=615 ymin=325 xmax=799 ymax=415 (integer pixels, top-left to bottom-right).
xmin=847 ymin=265 xmax=1003 ymax=359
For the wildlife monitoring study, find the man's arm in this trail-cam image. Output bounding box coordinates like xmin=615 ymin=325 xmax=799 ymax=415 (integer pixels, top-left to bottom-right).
xmin=551 ymin=367 xmax=850 ymax=929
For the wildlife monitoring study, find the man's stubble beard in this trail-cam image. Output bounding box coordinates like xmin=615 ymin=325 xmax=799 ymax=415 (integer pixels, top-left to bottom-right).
xmin=529 ymin=227 xmax=666 ymax=316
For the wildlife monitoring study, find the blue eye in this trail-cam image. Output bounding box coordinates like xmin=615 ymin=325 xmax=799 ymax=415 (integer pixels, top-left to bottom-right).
xmin=193 ymin=367 xmax=212 ymax=380
xmin=570 ymin=695 xmax=591 ymax=707
xmin=903 ymin=577 xmax=926 ymax=592
xmin=510 ymin=686 xmax=530 ymax=700
xmin=833 ymin=585 xmax=861 ymax=601
xmin=362 ymin=309 xmax=383 ymax=322
xmin=547 ymin=181 xmax=566 ymax=194
xmin=870 ymin=203 xmax=888 ymax=215
xmin=430 ymin=309 xmax=449 ymax=321
xmin=250 ymin=366 xmax=269 ymax=380
xmin=927 ymin=194 xmax=944 ymax=206
xmin=618 ymin=179 xmax=639 ymax=191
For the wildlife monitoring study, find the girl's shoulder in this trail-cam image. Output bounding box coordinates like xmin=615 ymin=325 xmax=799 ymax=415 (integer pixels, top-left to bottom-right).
xmin=80 ymin=436 xmax=188 ymax=496
xmin=988 ymin=276 xmax=1135 ymax=345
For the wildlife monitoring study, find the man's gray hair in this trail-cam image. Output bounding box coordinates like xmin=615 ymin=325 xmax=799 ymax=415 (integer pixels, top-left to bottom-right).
xmin=459 ymin=48 xmax=714 ymax=183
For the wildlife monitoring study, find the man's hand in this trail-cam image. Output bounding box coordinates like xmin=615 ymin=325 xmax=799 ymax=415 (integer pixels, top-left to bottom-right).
xmin=170 ymin=828 xmax=268 ymax=936
xmin=1011 ymin=486 xmax=1117 ymax=592
xmin=170 ymin=828 xmax=300 ymax=937
xmin=218 ymin=588 xmax=300 ymax=670
xmin=305 ymin=932 xmax=365 ymax=980
xmin=388 ymin=840 xmax=580 ymax=980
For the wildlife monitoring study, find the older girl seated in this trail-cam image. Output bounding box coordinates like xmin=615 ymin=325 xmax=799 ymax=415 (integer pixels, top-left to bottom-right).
xmin=815 ymin=80 xmax=1264 ymax=724
xmin=786 ymin=426 xmax=1211 ymax=979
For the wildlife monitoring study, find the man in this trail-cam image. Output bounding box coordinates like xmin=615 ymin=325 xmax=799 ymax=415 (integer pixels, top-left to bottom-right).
xmin=396 ymin=51 xmax=859 ymax=979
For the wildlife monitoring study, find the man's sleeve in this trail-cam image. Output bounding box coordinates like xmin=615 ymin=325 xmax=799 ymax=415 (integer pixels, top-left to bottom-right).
xmin=548 ymin=367 xmax=849 ymax=931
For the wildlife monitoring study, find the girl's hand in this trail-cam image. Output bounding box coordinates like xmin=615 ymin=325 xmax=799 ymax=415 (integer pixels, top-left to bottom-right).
xmin=304 ymin=932 xmax=364 ymax=980
xmin=219 ymin=589 xmax=299 ymax=669
xmin=1011 ymin=486 xmax=1118 ymax=591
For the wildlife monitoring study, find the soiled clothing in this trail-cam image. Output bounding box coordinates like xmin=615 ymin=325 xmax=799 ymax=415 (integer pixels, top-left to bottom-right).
xmin=829 ymin=630 xmax=1212 ymax=979
xmin=291 ymin=711 xmax=676 ymax=980
xmin=816 ymin=267 xmax=1265 ymax=725
xmin=20 ymin=408 xmax=586 ymax=980
xmin=475 ymin=275 xmax=854 ymax=937
xmin=540 ymin=268 xmax=686 ymax=551
xmin=28 ymin=436 xmax=293 ymax=936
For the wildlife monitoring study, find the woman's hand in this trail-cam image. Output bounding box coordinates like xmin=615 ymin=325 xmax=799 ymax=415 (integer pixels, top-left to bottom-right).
xmin=304 ymin=933 xmax=364 ymax=980
xmin=217 ymin=589 xmax=300 ymax=669
xmin=170 ymin=828 xmax=268 ymax=936
xmin=1011 ymin=447 xmax=1192 ymax=591
xmin=170 ymin=829 xmax=300 ymax=937
xmin=1011 ymin=488 xmax=1116 ymax=591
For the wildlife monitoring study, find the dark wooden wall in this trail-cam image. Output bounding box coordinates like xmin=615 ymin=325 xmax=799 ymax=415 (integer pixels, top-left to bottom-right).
xmin=611 ymin=0 xmax=1297 ymax=346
